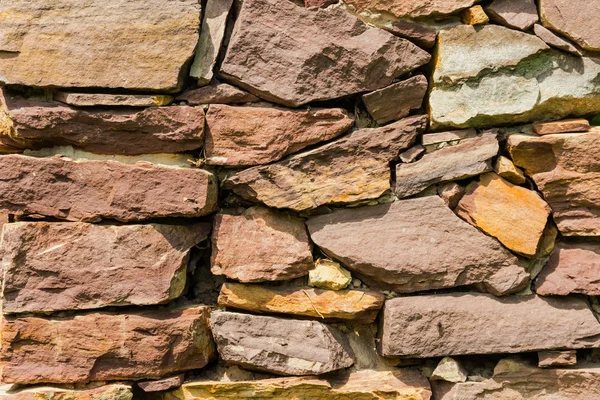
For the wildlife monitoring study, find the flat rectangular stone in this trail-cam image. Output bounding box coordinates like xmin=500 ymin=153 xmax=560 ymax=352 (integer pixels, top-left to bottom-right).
xmin=176 ymin=82 xmax=259 ymax=105
xmin=532 ymin=118 xmax=590 ymax=135
xmin=0 ymin=306 xmax=216 ymax=384
xmin=53 ymin=92 xmax=173 ymax=107
xmin=421 ymin=129 xmax=477 ymax=147
xmin=0 ymin=384 xmax=133 ymax=400
xmin=361 ymin=75 xmax=427 ymax=124
xmin=386 ymin=20 xmax=438 ymax=48
xmin=0 ymin=154 xmax=217 ymax=222
xmin=379 ymin=293 xmax=600 ymax=358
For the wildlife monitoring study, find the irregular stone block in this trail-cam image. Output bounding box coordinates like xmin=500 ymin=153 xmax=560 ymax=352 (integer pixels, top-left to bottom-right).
xmin=399 ymin=145 xmax=425 ymax=163
xmin=219 ymin=0 xmax=430 ymax=107
xmin=1 ymin=221 xmax=210 ymax=314
xmin=538 ymin=350 xmax=577 ymax=368
xmin=344 ymin=0 xmax=477 ymax=18
xmin=421 ymin=129 xmax=477 ymax=151
xmin=0 ymin=154 xmax=217 ymax=222
xmin=210 ymin=311 xmax=354 ymax=376
xmin=138 ymin=374 xmax=185 ymax=393
xmin=0 ymin=384 xmax=133 ymax=400
xmin=176 ymin=82 xmax=259 ymax=105
xmin=395 ymin=132 xmax=498 ymax=198
xmin=508 ymin=132 xmax=600 ymax=236
xmin=486 ymin=0 xmax=539 ymax=31
xmin=431 ymin=357 xmax=468 ymax=383
xmin=0 ymin=306 xmax=216 ymax=384
xmin=379 ymin=293 xmax=600 ymax=358
xmin=461 ymin=6 xmax=489 ymax=25
xmin=307 ymin=196 xmax=529 ymax=295
xmin=494 ymin=155 xmax=526 ymax=184
xmin=437 ymin=181 xmax=465 ymax=209
xmin=361 ymin=75 xmax=427 ymax=124
xmin=535 ymin=242 xmax=600 ymax=296
xmin=0 ymin=0 xmax=201 ymax=91
xmin=309 ymin=259 xmax=352 ymax=290
xmin=0 ymin=92 xmax=205 ymax=155
xmin=211 ymin=207 xmax=313 ymax=282
xmin=54 ymin=92 xmax=173 ymax=107
xmin=386 ymin=20 xmax=438 ymax=49
xmin=223 ymin=115 xmax=427 ymax=211
xmin=205 ymin=105 xmax=354 ymax=166
xmin=532 ymin=118 xmax=590 ymax=135
xmin=540 ymin=0 xmax=600 ymax=52
xmin=533 ymin=24 xmax=583 ymax=56
xmin=218 ymin=282 xmax=384 ymax=323
xmin=456 ymin=173 xmax=551 ymax=257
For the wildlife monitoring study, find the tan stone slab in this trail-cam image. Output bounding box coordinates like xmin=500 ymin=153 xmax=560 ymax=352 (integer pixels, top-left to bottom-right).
xmin=362 ymin=75 xmax=427 ymax=125
xmin=532 ymin=118 xmax=590 ymax=135
xmin=54 ymin=92 xmax=173 ymax=107
xmin=538 ymin=350 xmax=577 ymax=368
xmin=0 ymin=384 xmax=133 ymax=400
xmin=494 ymin=155 xmax=526 ymax=184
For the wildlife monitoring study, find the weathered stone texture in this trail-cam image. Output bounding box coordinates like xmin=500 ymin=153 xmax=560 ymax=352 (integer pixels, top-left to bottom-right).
xmin=538 ymin=350 xmax=577 ymax=368
xmin=1 ymin=222 xmax=210 ymax=314
xmin=210 ymin=311 xmax=354 ymax=376
xmin=533 ymin=24 xmax=583 ymax=56
xmin=532 ymin=118 xmax=590 ymax=135
xmin=540 ymin=0 xmax=600 ymax=52
xmin=494 ymin=155 xmax=526 ymax=184
xmin=344 ymin=0 xmax=477 ymax=19
xmin=54 ymin=92 xmax=173 ymax=107
xmin=0 ymin=0 xmax=201 ymax=90
xmin=486 ymin=0 xmax=539 ymax=31
xmin=385 ymin=20 xmax=438 ymax=49
xmin=219 ymin=0 xmax=430 ymax=106
xmin=461 ymin=6 xmax=489 ymax=25
xmin=0 ymin=384 xmax=133 ymax=400
xmin=307 ymin=196 xmax=529 ymax=295
xmin=309 ymin=259 xmax=352 ymax=290
xmin=223 ymin=115 xmax=427 ymax=211
xmin=205 ymin=105 xmax=354 ymax=166
xmin=138 ymin=374 xmax=185 ymax=393
xmin=176 ymin=82 xmax=259 ymax=105
xmin=0 ymin=155 xmax=217 ymax=222
xmin=362 ymin=75 xmax=428 ymax=125
xmin=431 ymin=357 xmax=467 ymax=383
xmin=0 ymin=307 xmax=216 ymax=384
xmin=379 ymin=293 xmax=600 ymax=358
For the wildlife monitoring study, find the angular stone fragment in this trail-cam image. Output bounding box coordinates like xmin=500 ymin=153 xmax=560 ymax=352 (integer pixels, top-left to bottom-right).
xmin=538 ymin=350 xmax=577 ymax=368
xmin=422 ymin=129 xmax=477 ymax=152
xmin=53 ymin=92 xmax=173 ymax=107
xmin=486 ymin=0 xmax=539 ymax=31
xmin=344 ymin=0 xmax=477 ymax=18
xmin=431 ymin=357 xmax=468 ymax=383
xmin=461 ymin=6 xmax=489 ymax=25
xmin=0 ymin=93 xmax=205 ymax=155
xmin=532 ymin=118 xmax=590 ymax=135
xmin=220 ymin=0 xmax=430 ymax=107
xmin=309 ymin=259 xmax=352 ymax=290
xmin=533 ymin=24 xmax=583 ymax=56
xmin=0 ymin=0 xmax=201 ymax=91
xmin=494 ymin=155 xmax=526 ymax=184
xmin=395 ymin=132 xmax=498 ymax=198
xmin=437 ymin=182 xmax=465 ymax=209
xmin=535 ymin=242 xmax=600 ymax=296
xmin=307 ymin=196 xmax=529 ymax=295
xmin=190 ymin=0 xmax=233 ymax=85
xmin=379 ymin=293 xmax=600 ymax=358
xmin=456 ymin=173 xmax=551 ymax=257
xmin=210 ymin=311 xmax=354 ymax=375
xmin=211 ymin=207 xmax=313 ymax=282
xmin=205 ymin=105 xmax=354 ymax=166
xmin=399 ymin=145 xmax=425 ymax=163
xmin=508 ymin=132 xmax=600 ymax=235
xmin=540 ymin=0 xmax=600 ymax=52
xmin=224 ymin=115 xmax=427 ymax=211
xmin=386 ymin=20 xmax=438 ymax=49
xmin=0 ymin=384 xmax=133 ymax=400
xmin=362 ymin=75 xmax=427 ymax=125
xmin=0 ymin=154 xmax=217 ymax=222
xmin=138 ymin=374 xmax=185 ymax=393
xmin=0 ymin=306 xmax=216 ymax=384
xmin=159 ymin=369 xmax=431 ymax=400
xmin=176 ymin=82 xmax=259 ymax=105
xmin=218 ymin=282 xmax=384 ymax=323
xmin=1 ymin=221 xmax=210 ymax=314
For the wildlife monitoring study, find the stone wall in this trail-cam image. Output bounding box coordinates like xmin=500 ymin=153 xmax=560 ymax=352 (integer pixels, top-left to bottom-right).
xmin=0 ymin=0 xmax=600 ymax=399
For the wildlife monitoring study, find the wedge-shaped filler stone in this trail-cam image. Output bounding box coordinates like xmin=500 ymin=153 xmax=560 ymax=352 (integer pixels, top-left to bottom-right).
xmin=210 ymin=311 xmax=354 ymax=376
xmin=0 ymin=306 xmax=216 ymax=384
xmin=223 ymin=115 xmax=427 ymax=211
xmin=0 ymin=155 xmax=217 ymax=222
xmin=307 ymin=196 xmax=529 ymax=295
xmin=0 ymin=0 xmax=201 ymax=91
xmin=379 ymin=293 xmax=600 ymax=358
xmin=219 ymin=0 xmax=430 ymax=107
xmin=1 ymin=222 xmax=211 ymax=314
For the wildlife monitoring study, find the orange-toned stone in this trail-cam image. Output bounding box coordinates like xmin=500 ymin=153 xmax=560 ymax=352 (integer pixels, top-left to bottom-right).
xmin=461 ymin=5 xmax=489 ymax=25
xmin=456 ymin=173 xmax=551 ymax=257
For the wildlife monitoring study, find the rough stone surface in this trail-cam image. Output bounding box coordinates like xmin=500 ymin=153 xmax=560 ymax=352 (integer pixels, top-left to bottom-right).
xmin=437 ymin=182 xmax=465 ymax=209
xmin=535 ymin=242 xmax=600 ymax=296
xmin=205 ymin=105 xmax=354 ymax=166
xmin=210 ymin=207 xmax=313 ymax=282
xmin=362 ymin=75 xmax=428 ymax=125
xmin=540 ymin=0 xmax=600 ymax=52
xmin=53 ymin=92 xmax=173 ymax=107
xmin=422 ymin=129 xmax=477 ymax=152
xmin=532 ymin=118 xmax=590 ymax=135
xmin=159 ymin=369 xmax=432 ymax=400
xmin=138 ymin=374 xmax=185 ymax=393
xmin=190 ymin=0 xmax=233 ymax=85
xmin=431 ymin=357 xmax=468 ymax=383
xmin=0 ymin=154 xmax=217 ymax=222
xmin=176 ymin=82 xmax=259 ymax=105
xmin=224 ymin=115 xmax=427 ymax=211
xmin=0 ymin=93 xmax=205 ymax=155
xmin=533 ymin=24 xmax=583 ymax=56
xmin=399 ymin=145 xmax=425 ymax=163
xmin=1 ymin=221 xmax=210 ymax=314
xmin=461 ymin=6 xmax=489 ymax=25
xmin=379 ymin=293 xmax=600 ymax=358
xmin=456 ymin=173 xmax=551 ymax=257
xmin=218 ymin=282 xmax=384 ymax=323
xmin=0 ymin=384 xmax=133 ymax=400
xmin=344 ymin=0 xmax=477 ymax=18
xmin=486 ymin=0 xmax=539 ymax=31
xmin=219 ymin=0 xmax=430 ymax=107
xmin=0 ymin=306 xmax=216 ymax=384
xmin=386 ymin=20 xmax=438 ymax=49
xmin=508 ymin=132 xmax=600 ymax=236
xmin=538 ymin=350 xmax=577 ymax=368
xmin=494 ymin=155 xmax=526 ymax=184
xmin=210 ymin=311 xmax=354 ymax=376
xmin=0 ymin=0 xmax=201 ymax=91
xmin=395 ymin=132 xmax=498 ymax=198
xmin=309 ymin=259 xmax=352 ymax=290
xmin=307 ymin=196 xmax=529 ymax=295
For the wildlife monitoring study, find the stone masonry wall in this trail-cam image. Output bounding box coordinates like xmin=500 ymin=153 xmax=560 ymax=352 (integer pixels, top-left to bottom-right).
xmin=0 ymin=0 xmax=600 ymax=399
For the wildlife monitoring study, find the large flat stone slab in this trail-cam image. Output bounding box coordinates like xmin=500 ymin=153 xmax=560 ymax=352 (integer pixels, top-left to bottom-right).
xmin=0 ymin=384 xmax=133 ymax=400
xmin=0 ymin=155 xmax=217 ymax=222
xmin=223 ymin=115 xmax=427 ymax=211
xmin=219 ymin=0 xmax=430 ymax=107
xmin=540 ymin=0 xmax=600 ymax=52
xmin=307 ymin=196 xmax=529 ymax=296
xmin=0 ymin=0 xmax=201 ymax=91
xmin=1 ymin=221 xmax=211 ymax=314
xmin=0 ymin=306 xmax=216 ymax=384
xmin=379 ymin=293 xmax=600 ymax=358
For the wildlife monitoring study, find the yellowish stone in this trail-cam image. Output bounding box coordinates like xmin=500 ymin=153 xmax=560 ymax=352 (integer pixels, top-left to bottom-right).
xmin=309 ymin=259 xmax=352 ymax=290
xmin=461 ymin=5 xmax=490 ymax=25
xmin=494 ymin=155 xmax=526 ymax=185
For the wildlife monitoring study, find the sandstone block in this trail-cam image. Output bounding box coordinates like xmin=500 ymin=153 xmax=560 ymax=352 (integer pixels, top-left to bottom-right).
xmin=437 ymin=182 xmax=465 ymax=209
xmin=422 ymin=129 xmax=477 ymax=152
xmin=344 ymin=0 xmax=477 ymax=19
xmin=309 ymin=259 xmax=352 ymax=290
xmin=431 ymin=357 xmax=468 ymax=383
xmin=540 ymin=0 xmax=600 ymax=52
xmin=386 ymin=20 xmax=438 ymax=49
xmin=399 ymin=145 xmax=425 ymax=163
xmin=54 ymin=92 xmax=173 ymax=107
xmin=461 ymin=6 xmax=489 ymax=25
xmin=138 ymin=374 xmax=185 ymax=393
xmin=533 ymin=24 xmax=583 ymax=56
xmin=532 ymin=118 xmax=590 ymax=135
xmin=0 ymin=384 xmax=133 ymax=400
xmin=494 ymin=155 xmax=526 ymax=184
xmin=176 ymin=82 xmax=259 ymax=105
xmin=486 ymin=0 xmax=539 ymax=31
xmin=538 ymin=351 xmax=577 ymax=368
